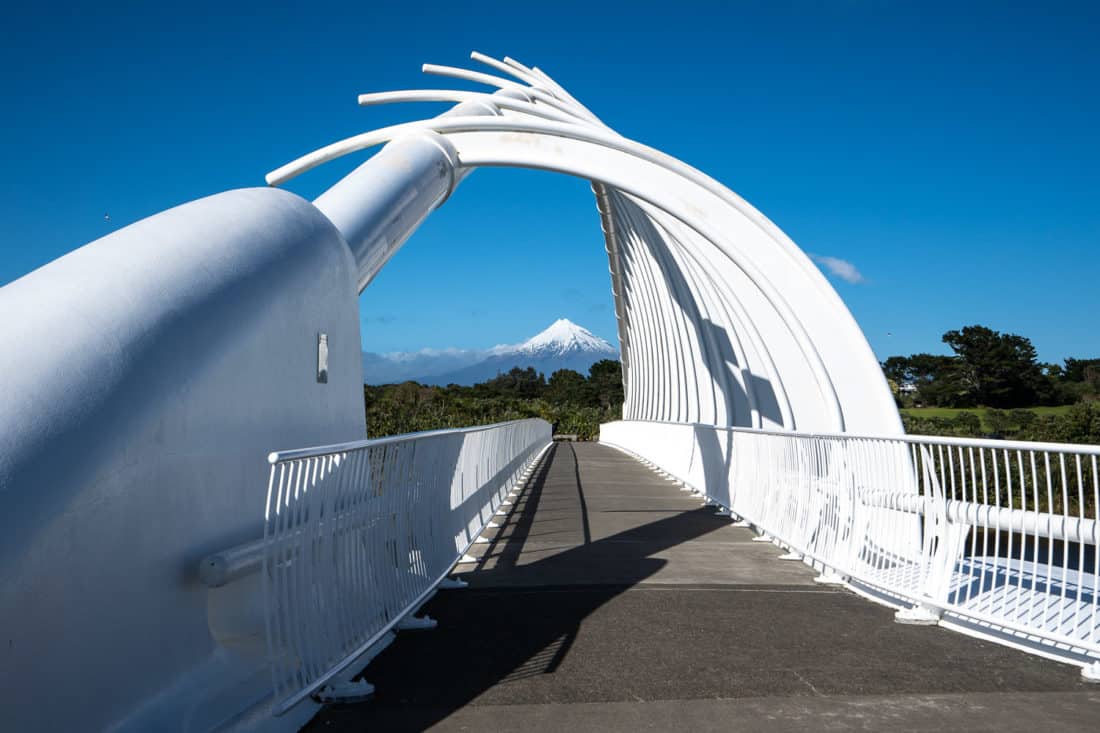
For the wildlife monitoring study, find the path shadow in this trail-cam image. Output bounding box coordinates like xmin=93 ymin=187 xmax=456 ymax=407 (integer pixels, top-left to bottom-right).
xmin=306 ymin=443 xmax=731 ymax=731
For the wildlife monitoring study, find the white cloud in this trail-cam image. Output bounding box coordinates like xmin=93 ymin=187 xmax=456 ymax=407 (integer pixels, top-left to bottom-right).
xmin=811 ymin=254 xmax=865 ymax=284
xmin=381 ymin=347 xmax=486 ymax=361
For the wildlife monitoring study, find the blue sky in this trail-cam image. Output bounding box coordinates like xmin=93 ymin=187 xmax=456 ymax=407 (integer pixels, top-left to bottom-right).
xmin=2 ymin=2 xmax=1097 ymax=362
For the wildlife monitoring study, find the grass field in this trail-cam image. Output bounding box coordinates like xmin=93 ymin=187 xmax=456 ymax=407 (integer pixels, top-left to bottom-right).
xmin=900 ymin=406 xmax=1073 ymax=419
xmin=900 ymin=405 xmax=1073 ymax=433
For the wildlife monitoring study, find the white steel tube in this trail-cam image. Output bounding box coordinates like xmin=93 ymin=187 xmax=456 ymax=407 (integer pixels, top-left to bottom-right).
xmin=600 ymin=419 xmax=1100 ymax=669
xmin=312 ymin=131 xmax=460 ymax=292
xmin=264 ymin=419 xmax=551 ymax=713
xmin=268 ymin=115 xmax=879 ymax=430
xmin=357 ymin=90 xmax=580 ymax=125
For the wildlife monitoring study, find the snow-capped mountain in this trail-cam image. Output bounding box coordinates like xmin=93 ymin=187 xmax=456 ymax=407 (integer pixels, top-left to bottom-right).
xmin=362 ymin=319 xmax=618 ymax=385
xmin=514 ymin=318 xmax=617 ymax=358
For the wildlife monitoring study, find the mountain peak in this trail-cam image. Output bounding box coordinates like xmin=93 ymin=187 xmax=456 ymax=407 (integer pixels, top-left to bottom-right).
xmin=518 ymin=319 xmax=616 ymax=356
xmin=363 ymin=318 xmax=617 ymax=385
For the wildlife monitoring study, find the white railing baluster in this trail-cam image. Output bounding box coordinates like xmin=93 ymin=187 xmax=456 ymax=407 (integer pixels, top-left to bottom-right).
xmin=262 ymin=418 xmax=551 ymax=714
xmin=600 ymin=419 xmax=1100 ymax=672
xmin=1092 ymin=456 xmax=1099 ymax=646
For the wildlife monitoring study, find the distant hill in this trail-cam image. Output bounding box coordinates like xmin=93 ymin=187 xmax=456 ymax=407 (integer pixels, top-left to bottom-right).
xmin=362 ymin=319 xmax=618 ymax=385
xmin=360 ymin=347 xmax=487 ymax=385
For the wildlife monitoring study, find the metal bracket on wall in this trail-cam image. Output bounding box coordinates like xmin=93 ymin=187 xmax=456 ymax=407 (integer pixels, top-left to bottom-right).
xmin=317 ymin=332 xmax=329 ymax=383
xmin=313 ymin=679 xmax=374 ymax=704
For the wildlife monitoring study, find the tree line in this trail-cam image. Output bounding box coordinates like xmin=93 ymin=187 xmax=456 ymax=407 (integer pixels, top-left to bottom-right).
xmin=883 ymin=324 xmax=1099 ymax=409
xmin=362 ymin=326 xmax=1100 ymax=446
xmin=884 ymin=324 xmax=1100 ymax=443
xmin=898 ymin=402 xmax=1100 ymax=444
xmin=364 ymin=360 xmax=625 ymax=440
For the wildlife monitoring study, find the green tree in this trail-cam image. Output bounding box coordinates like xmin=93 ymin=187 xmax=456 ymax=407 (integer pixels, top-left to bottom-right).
xmin=546 ymin=369 xmax=590 ymax=405
xmin=942 ymin=325 xmax=1047 ymax=407
xmin=363 ymin=360 xmax=627 ymax=441
xmin=1062 ymin=358 xmax=1100 ymax=385
xmin=1058 ymin=358 xmax=1100 ymax=403
xmin=881 ymin=353 xmax=969 ymax=406
xmin=1017 ymin=403 xmax=1100 ymax=445
xmin=588 ymin=359 xmax=625 ymax=412
xmin=478 ymin=367 xmax=546 ymax=399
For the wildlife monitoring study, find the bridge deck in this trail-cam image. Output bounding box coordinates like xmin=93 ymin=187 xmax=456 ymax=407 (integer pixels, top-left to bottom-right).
xmin=309 ymin=442 xmax=1099 ymax=732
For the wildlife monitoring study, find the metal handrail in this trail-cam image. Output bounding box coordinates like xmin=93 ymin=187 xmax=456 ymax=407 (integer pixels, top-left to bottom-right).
xmin=617 ymin=416 xmax=1100 ymax=456
xmin=262 ymin=417 xmax=552 ymax=713
xmin=267 ymin=417 xmax=543 ymax=463
xmin=600 ymin=419 xmax=1100 ymax=673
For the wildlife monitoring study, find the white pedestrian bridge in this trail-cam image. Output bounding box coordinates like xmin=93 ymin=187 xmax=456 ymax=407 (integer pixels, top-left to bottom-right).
xmin=1 ymin=53 xmax=1097 ymax=731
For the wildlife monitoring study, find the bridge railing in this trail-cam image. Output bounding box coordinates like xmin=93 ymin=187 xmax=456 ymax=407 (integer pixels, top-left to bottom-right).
xmin=600 ymin=420 xmax=1100 ymax=670
xmin=262 ymin=418 xmax=552 ymax=713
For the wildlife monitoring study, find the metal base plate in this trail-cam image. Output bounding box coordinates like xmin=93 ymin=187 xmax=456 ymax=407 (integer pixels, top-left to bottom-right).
xmin=314 ymin=679 xmax=375 ymax=704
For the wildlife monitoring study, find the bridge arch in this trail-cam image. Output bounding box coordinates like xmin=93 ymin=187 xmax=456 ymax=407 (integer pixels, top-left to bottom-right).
xmin=269 ymin=55 xmax=901 ymax=435
xmin=3 ymin=50 xmax=1098 ymax=733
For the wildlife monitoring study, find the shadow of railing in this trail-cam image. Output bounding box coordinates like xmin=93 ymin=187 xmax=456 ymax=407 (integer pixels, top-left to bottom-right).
xmin=306 ymin=442 xmax=730 ymax=731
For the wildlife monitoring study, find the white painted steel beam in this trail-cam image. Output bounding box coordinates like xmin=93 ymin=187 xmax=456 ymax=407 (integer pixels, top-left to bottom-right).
xmin=599 ymin=419 xmax=1100 ymax=675
xmin=0 ymin=50 xmax=918 ymax=732
xmin=268 ymin=54 xmax=900 ymax=434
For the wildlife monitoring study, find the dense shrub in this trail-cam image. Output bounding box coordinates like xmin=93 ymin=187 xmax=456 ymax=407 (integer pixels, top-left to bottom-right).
xmin=902 ymin=404 xmax=1100 ymax=445
xmin=365 ymin=362 xmax=624 ymax=441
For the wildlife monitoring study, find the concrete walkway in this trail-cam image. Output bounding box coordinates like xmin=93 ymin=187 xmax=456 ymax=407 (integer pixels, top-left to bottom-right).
xmin=307 ymin=442 xmax=1100 ymax=732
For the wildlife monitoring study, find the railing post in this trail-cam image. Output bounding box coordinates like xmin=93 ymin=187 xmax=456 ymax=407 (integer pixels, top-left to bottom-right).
xmin=397 ymin=614 xmax=438 ymax=631
xmin=439 ymin=577 xmax=468 ymax=589
xmin=262 ymin=418 xmax=552 ymax=713
xmin=605 ymin=419 xmax=1100 ymax=668
xmin=895 ymin=444 xmax=968 ymax=625
xmin=813 ymin=570 xmax=847 ymax=585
